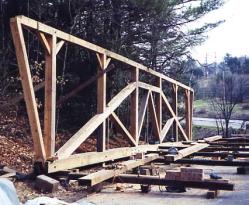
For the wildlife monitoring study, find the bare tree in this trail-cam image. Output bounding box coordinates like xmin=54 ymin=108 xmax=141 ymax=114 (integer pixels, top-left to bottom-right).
xmin=211 ymin=72 xmax=248 ymax=137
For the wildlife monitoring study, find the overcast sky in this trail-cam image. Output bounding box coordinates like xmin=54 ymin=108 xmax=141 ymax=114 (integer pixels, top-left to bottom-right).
xmin=191 ymin=0 xmax=249 ymax=64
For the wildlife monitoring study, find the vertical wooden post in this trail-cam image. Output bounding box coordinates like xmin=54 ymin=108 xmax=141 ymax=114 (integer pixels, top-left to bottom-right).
xmin=190 ymin=91 xmax=194 ymax=140
xmin=130 ymin=67 xmax=139 ymax=145
xmin=172 ymin=84 xmax=178 ymax=141
xmin=96 ymin=53 xmax=110 ymax=152
xmin=185 ymin=90 xmax=191 ymax=140
xmin=44 ymin=34 xmax=57 ymax=158
xmin=10 ymin=18 xmax=46 ymax=161
xmin=155 ymin=78 xmax=162 ymax=133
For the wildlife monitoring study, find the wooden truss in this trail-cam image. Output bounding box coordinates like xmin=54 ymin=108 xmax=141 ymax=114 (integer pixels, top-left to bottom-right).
xmin=10 ymin=16 xmax=194 ymax=172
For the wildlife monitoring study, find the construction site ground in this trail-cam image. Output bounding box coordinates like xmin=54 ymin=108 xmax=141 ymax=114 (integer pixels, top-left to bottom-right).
xmin=79 ymin=165 xmax=249 ymax=205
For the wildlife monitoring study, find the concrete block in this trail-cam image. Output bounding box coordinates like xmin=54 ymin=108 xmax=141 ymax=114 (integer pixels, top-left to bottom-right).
xmin=35 ymin=175 xmax=59 ymax=193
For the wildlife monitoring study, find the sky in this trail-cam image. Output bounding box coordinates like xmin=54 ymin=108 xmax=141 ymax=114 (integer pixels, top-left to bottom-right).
xmin=191 ymin=0 xmax=249 ymax=64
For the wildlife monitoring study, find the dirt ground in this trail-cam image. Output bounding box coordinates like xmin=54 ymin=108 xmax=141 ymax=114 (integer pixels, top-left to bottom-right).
xmin=78 ymin=166 xmax=249 ymax=205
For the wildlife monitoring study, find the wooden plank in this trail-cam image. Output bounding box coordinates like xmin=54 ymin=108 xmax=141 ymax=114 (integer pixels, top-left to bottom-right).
xmin=47 ymin=142 xmax=185 ymax=173
xmin=156 ymin=78 xmax=162 ymax=131
xmin=192 ymin=152 xmax=249 ymax=158
xmin=161 ymin=92 xmax=188 ymax=141
xmin=56 ymin=40 xmax=65 ymax=54
xmin=138 ymin=91 xmax=150 ymax=141
xmin=164 ymin=143 xmax=209 ymax=162
xmin=138 ymin=82 xmax=161 ymax=93
xmin=11 ymin=16 xmax=193 ymax=92
xmin=113 ymin=174 xmax=234 ymax=191
xmin=10 ymin=18 xmax=46 ymax=161
xmin=110 ymin=112 xmax=136 ymax=146
xmin=37 ymin=32 xmax=50 ymax=54
xmin=160 ymin=118 xmax=174 ymax=142
xmin=130 ymin=68 xmax=139 ymax=143
xmin=203 ymin=147 xmax=249 ymax=152
xmin=172 ymin=84 xmax=178 ymax=141
xmin=78 ymin=153 xmax=159 ymax=186
xmin=198 ymin=135 xmax=223 ymax=143
xmin=96 ymin=53 xmax=108 ymax=152
xmin=44 ymin=34 xmax=56 ymax=158
xmin=148 ymin=92 xmax=160 ymax=142
xmin=189 ymin=91 xmax=194 ymax=140
xmin=185 ymin=90 xmax=191 ymax=140
xmin=172 ymin=158 xmax=249 ymax=167
xmin=55 ymin=83 xmax=136 ymax=159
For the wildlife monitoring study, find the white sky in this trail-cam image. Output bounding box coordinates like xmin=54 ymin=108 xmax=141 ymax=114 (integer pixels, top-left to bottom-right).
xmin=191 ymin=0 xmax=249 ymax=64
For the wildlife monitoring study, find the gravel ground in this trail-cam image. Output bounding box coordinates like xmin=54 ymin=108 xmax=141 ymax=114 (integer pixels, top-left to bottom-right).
xmin=79 ymin=166 xmax=249 ymax=205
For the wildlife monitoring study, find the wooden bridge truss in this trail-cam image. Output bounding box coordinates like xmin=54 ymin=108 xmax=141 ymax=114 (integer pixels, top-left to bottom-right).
xmin=10 ymin=16 xmax=194 ymax=173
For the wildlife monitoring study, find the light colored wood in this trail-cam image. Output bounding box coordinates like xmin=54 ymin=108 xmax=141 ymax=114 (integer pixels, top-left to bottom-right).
xmin=44 ymin=34 xmax=57 ymax=158
xmin=161 ymin=92 xmax=188 ymax=141
xmin=185 ymin=90 xmax=191 ymax=140
xmin=96 ymin=54 xmax=110 ymax=152
xmin=130 ymin=68 xmax=139 ymax=143
xmin=10 ymin=18 xmax=46 ymax=161
xmin=12 ymin=16 xmax=193 ymax=92
xmin=160 ymin=118 xmax=174 ymax=142
xmin=156 ymin=78 xmax=162 ymax=131
xmin=198 ymin=135 xmax=222 ymax=143
xmin=55 ymin=83 xmax=136 ymax=159
xmin=172 ymin=84 xmax=178 ymax=141
xmin=37 ymin=32 xmax=51 ymax=54
xmin=138 ymin=91 xmax=150 ymax=141
xmin=138 ymin=82 xmax=161 ymax=93
xmin=47 ymin=142 xmax=180 ymax=173
xmin=110 ymin=112 xmax=136 ymax=146
xmin=165 ymin=143 xmax=209 ymax=161
xmin=56 ymin=40 xmax=65 ymax=54
xmin=78 ymin=153 xmax=159 ymax=186
xmin=148 ymin=92 xmax=161 ymax=142
xmin=190 ymin=91 xmax=194 ymax=140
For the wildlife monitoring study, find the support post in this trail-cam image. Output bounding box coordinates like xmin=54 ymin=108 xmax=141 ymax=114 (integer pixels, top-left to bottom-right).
xmin=172 ymin=84 xmax=178 ymax=141
xmin=44 ymin=34 xmax=57 ymax=158
xmin=130 ymin=67 xmax=139 ymax=144
xmin=190 ymin=91 xmax=194 ymax=140
xmin=185 ymin=90 xmax=191 ymax=141
xmin=10 ymin=18 xmax=46 ymax=161
xmin=96 ymin=53 xmax=110 ymax=152
xmin=156 ymin=78 xmax=162 ymax=132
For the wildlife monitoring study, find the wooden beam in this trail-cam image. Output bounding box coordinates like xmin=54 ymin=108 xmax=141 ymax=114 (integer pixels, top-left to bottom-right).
xmin=10 ymin=18 xmax=46 ymax=161
xmin=172 ymin=158 xmax=249 ymax=167
xmin=138 ymin=82 xmax=161 ymax=93
xmin=138 ymin=91 xmax=150 ymax=141
xmin=11 ymin=16 xmax=193 ymax=92
xmin=164 ymin=143 xmax=209 ymax=162
xmin=47 ymin=142 xmax=181 ymax=173
xmin=198 ymin=135 xmax=223 ymax=143
xmin=96 ymin=53 xmax=110 ymax=152
xmin=130 ymin=68 xmax=139 ymax=144
xmin=148 ymin=92 xmax=160 ymax=142
xmin=37 ymin=32 xmax=51 ymax=54
xmin=55 ymin=83 xmax=136 ymax=159
xmin=203 ymin=147 xmax=249 ymax=152
xmin=56 ymin=40 xmax=65 ymax=54
xmin=161 ymin=92 xmax=188 ymax=141
xmin=110 ymin=112 xmax=136 ymax=146
xmin=184 ymin=90 xmax=191 ymax=140
xmin=155 ymin=78 xmax=162 ymax=131
xmin=189 ymin=91 xmax=194 ymax=140
xmin=44 ymin=34 xmax=57 ymax=158
xmin=113 ymin=174 xmax=234 ymax=191
xmin=172 ymin=84 xmax=178 ymax=141
xmin=192 ymin=152 xmax=249 ymax=158
xmin=78 ymin=153 xmax=159 ymax=186
xmin=160 ymin=118 xmax=174 ymax=142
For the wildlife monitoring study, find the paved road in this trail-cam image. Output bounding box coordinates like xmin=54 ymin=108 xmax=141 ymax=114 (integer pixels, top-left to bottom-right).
xmin=193 ymin=117 xmax=248 ymax=129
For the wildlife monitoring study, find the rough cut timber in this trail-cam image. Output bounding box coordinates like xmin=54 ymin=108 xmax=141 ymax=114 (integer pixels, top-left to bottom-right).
xmin=35 ymin=175 xmax=59 ymax=193
xmin=113 ymin=174 xmax=234 ymax=191
xmin=164 ymin=143 xmax=209 ymax=162
xmin=78 ymin=153 xmax=159 ymax=186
